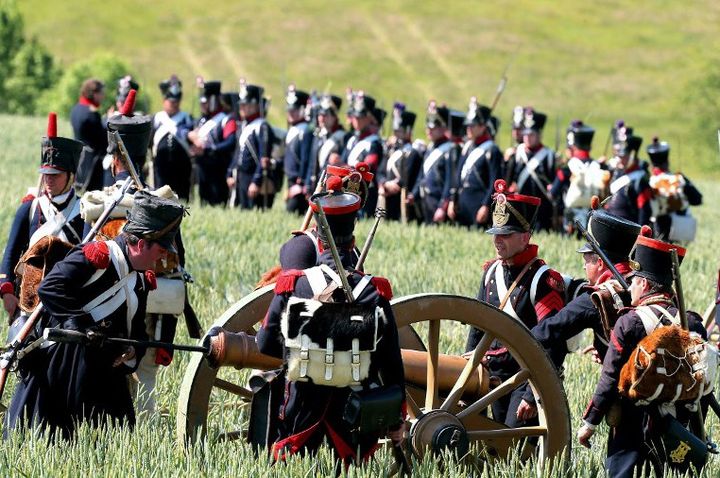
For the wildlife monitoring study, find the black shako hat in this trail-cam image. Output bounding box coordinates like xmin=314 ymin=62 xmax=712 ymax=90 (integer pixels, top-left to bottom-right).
xmin=159 ymin=75 xmax=182 ymax=100
xmin=486 ymin=180 xmax=541 ymax=235
xmin=628 ymin=233 xmax=686 ymax=287
xmin=521 ymin=107 xmax=547 ymax=135
xmin=116 ymin=75 xmax=139 ymax=103
xmin=106 ymin=89 xmax=152 ymax=160
xmin=449 ymin=110 xmax=466 ymax=138
xmin=577 ymin=209 xmax=642 ymax=263
xmin=123 ymin=190 xmax=186 ymax=254
xmin=567 ymin=120 xmax=595 ymax=151
xmin=349 ymin=91 xmax=376 ymax=118
xmin=200 ymin=81 xmax=221 ymax=102
xmin=310 ymin=176 xmax=362 ymax=246
xmin=464 ymin=96 xmax=491 ymax=127
xmin=426 ymin=100 xmax=450 ymax=129
xmin=238 ymin=79 xmax=264 ymax=105
xmin=319 ymin=94 xmax=342 ymax=115
xmin=40 ymin=112 xmax=83 ymax=175
xmin=392 ymin=102 xmax=416 ymax=132
xmin=647 ymin=136 xmax=670 ymax=166
xmin=285 ymin=85 xmax=310 ymax=111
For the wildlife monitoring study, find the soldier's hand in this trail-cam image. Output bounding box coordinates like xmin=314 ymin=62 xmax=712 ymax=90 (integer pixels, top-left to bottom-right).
xmin=581 ymin=345 xmax=602 ymax=364
xmin=226 ymin=176 xmax=236 ymax=189
xmin=383 ymin=181 xmax=401 ymax=196
xmin=432 ymin=208 xmax=446 ymax=223
xmin=406 ymin=193 xmax=415 ymax=206
xmin=516 ymin=399 xmax=538 ymax=421
xmin=475 ymin=205 xmax=490 ymax=224
xmin=113 ymin=346 xmax=136 ymax=367
xmin=261 ymin=157 xmax=271 ymax=169
xmin=577 ymin=423 xmax=595 ymax=448
xmin=388 ymin=426 xmax=405 ymax=446
xmin=3 ymin=293 xmax=18 ymax=319
xmin=248 ymin=182 xmax=260 ymax=199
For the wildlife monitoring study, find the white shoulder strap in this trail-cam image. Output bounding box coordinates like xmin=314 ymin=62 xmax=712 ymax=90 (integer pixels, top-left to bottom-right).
xmin=636 ymin=305 xmax=662 ymax=336
xmin=304 ymin=266 xmax=328 ymax=297
xmin=484 ymin=260 xmax=500 ymax=286
xmin=352 ymin=274 xmax=372 ymax=300
xmin=529 ymin=264 xmax=550 ymax=306
xmin=319 ymin=264 xmax=343 ymax=287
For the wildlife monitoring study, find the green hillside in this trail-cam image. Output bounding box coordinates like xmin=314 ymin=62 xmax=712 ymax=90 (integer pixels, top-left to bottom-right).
xmin=18 ymin=0 xmax=720 ymax=176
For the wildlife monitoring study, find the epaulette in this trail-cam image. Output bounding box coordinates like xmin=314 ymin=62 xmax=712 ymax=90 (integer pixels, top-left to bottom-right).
xmin=274 ymin=269 xmax=304 ymax=294
xmin=482 ymin=259 xmax=497 ymax=272
xmin=546 ymin=270 xmax=566 ymax=292
xmin=370 ymin=276 xmax=393 ymax=300
xmin=144 ymin=270 xmax=157 ymax=291
xmin=82 ymin=242 xmax=110 ymax=269
xmin=21 ymin=193 xmax=35 ymax=204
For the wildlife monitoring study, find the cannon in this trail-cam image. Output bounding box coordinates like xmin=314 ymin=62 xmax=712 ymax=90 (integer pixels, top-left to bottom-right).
xmin=176 ymin=286 xmax=571 ymax=466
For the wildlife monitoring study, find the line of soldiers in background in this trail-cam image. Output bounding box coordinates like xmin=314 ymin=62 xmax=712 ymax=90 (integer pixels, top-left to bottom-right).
xmin=69 ymin=75 xmax=703 ymax=243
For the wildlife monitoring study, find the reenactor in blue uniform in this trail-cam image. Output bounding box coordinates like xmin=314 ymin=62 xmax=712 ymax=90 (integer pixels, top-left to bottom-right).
xmin=551 ymin=120 xmax=609 ymax=233
xmin=448 ymin=97 xmax=502 ymax=228
xmin=227 ymin=82 xmax=277 ymax=210
xmin=506 ymin=108 xmax=557 ymax=231
xmin=257 ymin=179 xmax=405 ymax=467
xmin=303 ymin=94 xmax=346 ymax=193
xmin=531 ymin=209 xmax=642 ymax=375
xmin=410 ymin=101 xmax=454 ymax=225
xmin=342 ymin=91 xmax=385 ymax=216
xmin=283 ymin=85 xmax=311 ymax=215
xmin=71 ymin=78 xmax=108 ymax=192
xmin=578 ymin=233 xmax=707 ymax=477
xmin=151 ymin=75 xmax=194 ymax=201
xmin=379 ymin=103 xmax=421 ymax=222
xmin=466 ymin=180 xmax=566 ymax=427
xmin=503 ymin=105 xmax=525 ymax=164
xmin=604 ymin=125 xmax=653 ymax=227
xmin=646 ymin=137 xmax=703 ymax=243
xmin=4 ymin=192 xmax=186 ymax=439
xmin=1 ymin=114 xmax=85 ymax=320
xmin=187 ymin=81 xmax=237 ymax=206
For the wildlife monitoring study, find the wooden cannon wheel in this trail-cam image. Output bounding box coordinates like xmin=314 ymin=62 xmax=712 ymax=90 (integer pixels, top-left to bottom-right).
xmin=176 ymin=289 xmax=571 ymax=466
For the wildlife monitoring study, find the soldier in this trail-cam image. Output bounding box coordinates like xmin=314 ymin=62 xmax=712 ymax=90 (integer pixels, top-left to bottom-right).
xmin=226 ymin=82 xmax=277 ymax=210
xmin=646 ymin=137 xmax=702 ymax=243
xmin=551 ymin=120 xmax=609 ymax=234
xmin=188 ymin=81 xmax=237 ymax=206
xmin=4 ymin=192 xmax=186 ymax=439
xmin=151 ymin=75 xmax=194 ymax=201
xmin=303 ymin=94 xmax=346 ymax=193
xmin=465 ymin=180 xmax=566 ymax=427
xmin=71 ymin=78 xmax=108 ymax=192
xmin=578 ymin=233 xmax=707 ymax=477
xmin=378 ymin=103 xmax=421 ymax=222
xmin=1 ymin=113 xmax=84 ymax=321
xmin=507 ymin=107 xmax=557 ymax=231
xmin=342 ymin=91 xmax=385 ymax=216
xmin=257 ymin=178 xmax=405 ymax=467
xmin=531 ymin=209 xmax=642 ymax=375
xmin=503 ymin=105 xmax=524 ymax=163
xmin=603 ymin=125 xmax=653 ymax=226
xmin=409 ymin=101 xmax=454 ymax=225
xmin=283 ymin=85 xmax=311 ymax=215
xmin=448 ymin=97 xmax=502 ymax=228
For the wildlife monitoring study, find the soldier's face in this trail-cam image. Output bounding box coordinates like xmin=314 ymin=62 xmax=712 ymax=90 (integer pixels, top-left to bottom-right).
xmin=43 ymin=173 xmax=69 ymax=197
xmin=164 ymin=98 xmax=180 ymax=115
xmin=319 ymin=112 xmax=336 ymax=130
xmin=352 ymin=114 xmax=370 ymax=132
xmin=582 ymin=252 xmax=603 ymax=284
xmin=493 ymin=232 xmax=529 ymax=260
xmin=129 ymin=239 xmax=169 ymax=271
xmin=426 ymin=126 xmax=445 ymax=142
xmin=523 ymin=131 xmax=540 ymax=149
xmin=629 ymin=275 xmax=650 ymax=306
xmin=287 ymin=107 xmax=303 ymax=124
xmin=467 ymin=123 xmax=484 ymax=139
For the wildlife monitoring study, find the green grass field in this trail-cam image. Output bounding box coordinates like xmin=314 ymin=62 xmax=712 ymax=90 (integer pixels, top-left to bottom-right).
xmin=16 ymin=0 xmax=720 ymax=178
xmin=0 ymin=112 xmax=719 ymax=477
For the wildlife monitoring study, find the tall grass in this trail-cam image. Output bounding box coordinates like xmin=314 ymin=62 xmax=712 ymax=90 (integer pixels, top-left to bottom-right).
xmin=0 ymin=114 xmax=718 ymax=476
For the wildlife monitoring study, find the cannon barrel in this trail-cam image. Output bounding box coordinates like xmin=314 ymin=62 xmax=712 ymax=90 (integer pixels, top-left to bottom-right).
xmin=206 ymin=329 xmax=488 ymax=398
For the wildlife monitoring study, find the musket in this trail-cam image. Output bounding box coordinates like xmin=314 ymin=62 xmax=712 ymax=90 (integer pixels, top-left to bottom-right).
xmin=574 ymin=218 xmax=629 ymax=290
xmin=0 ymin=175 xmax=137 ymax=410
xmin=311 ymin=193 xmax=355 ymax=303
xmin=488 ymin=65 xmax=509 ymax=114
xmin=42 ymin=328 xmax=209 ymax=354
xmin=299 ymin=170 xmax=327 ymax=232
xmin=602 ymin=123 xmax=614 ymax=159
xmin=355 ymin=208 xmax=386 ymax=272
xmin=112 ymin=130 xmax=145 ymax=192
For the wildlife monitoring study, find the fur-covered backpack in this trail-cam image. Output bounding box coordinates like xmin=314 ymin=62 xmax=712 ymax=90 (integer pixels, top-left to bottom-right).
xmin=281 ymin=264 xmax=384 ymax=387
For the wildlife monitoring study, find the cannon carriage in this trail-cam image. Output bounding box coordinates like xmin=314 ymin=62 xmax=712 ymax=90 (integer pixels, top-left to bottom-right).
xmin=176 ymin=285 xmax=572 ymax=466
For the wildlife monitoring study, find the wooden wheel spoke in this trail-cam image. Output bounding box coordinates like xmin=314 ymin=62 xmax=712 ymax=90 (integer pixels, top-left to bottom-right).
xmin=456 ymin=368 xmax=530 ymax=421
xmin=213 ymin=377 xmax=253 ymax=400
xmin=440 ymin=333 xmax=494 ymax=411
xmin=467 ymin=426 xmax=547 ymax=441
xmin=425 ymin=319 xmax=440 ymax=410
xmin=405 ymin=390 xmax=423 ymax=419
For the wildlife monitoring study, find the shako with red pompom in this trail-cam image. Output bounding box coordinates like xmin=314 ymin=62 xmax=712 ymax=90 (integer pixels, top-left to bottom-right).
xmin=39 ymin=111 xmax=83 ymax=175
xmin=107 ymin=88 xmax=153 ymax=159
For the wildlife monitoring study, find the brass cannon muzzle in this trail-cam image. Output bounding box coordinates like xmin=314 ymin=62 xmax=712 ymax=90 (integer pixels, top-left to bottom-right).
xmin=204 ymin=328 xmax=282 ymax=370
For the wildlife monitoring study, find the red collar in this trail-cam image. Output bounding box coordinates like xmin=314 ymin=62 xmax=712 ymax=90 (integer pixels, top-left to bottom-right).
xmin=573 ymin=149 xmax=590 ymax=160
xmin=79 ymin=96 xmax=100 ymax=108
xmin=596 ymin=262 xmax=632 ymax=285
xmin=244 ymin=113 xmax=260 ymax=122
xmin=474 ymin=133 xmax=492 ymax=145
xmin=503 ymin=244 xmax=538 ymax=267
xmin=433 ymin=137 xmax=448 ymax=147
xmin=359 ymin=128 xmax=377 ymax=140
xmin=652 ymin=167 xmax=667 ymax=175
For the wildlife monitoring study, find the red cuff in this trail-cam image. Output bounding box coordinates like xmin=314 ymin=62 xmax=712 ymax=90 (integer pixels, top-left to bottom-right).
xmin=0 ymin=281 xmax=14 ymax=297
xmin=155 ymin=347 xmax=173 ymax=366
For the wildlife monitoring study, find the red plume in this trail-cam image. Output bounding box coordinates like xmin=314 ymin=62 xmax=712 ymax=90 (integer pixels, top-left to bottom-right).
xmin=494 ymin=179 xmax=506 ymax=193
xmin=326 ymin=175 xmax=343 ymax=192
xmin=47 ymin=112 xmax=57 ymax=138
xmin=120 ymin=89 xmax=137 ymax=116
xmin=640 ymin=225 xmax=652 ymax=237
xmin=590 ymin=195 xmax=600 ymax=210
